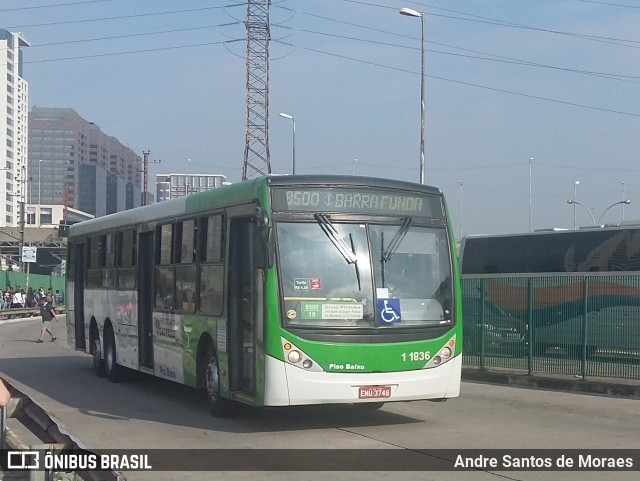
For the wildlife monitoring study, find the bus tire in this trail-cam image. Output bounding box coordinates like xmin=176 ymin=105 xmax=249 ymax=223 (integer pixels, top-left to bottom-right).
xmin=104 ymin=326 xmax=123 ymax=383
xmin=92 ymin=334 xmax=106 ymax=378
xmin=203 ymin=345 xmax=232 ymax=417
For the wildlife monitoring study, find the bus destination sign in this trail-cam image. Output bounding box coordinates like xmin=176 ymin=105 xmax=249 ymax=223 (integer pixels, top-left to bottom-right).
xmin=272 ymin=188 xmax=443 ymax=217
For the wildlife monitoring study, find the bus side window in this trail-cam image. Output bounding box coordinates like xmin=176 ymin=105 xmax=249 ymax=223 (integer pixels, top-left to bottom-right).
xmin=155 ymin=224 xmax=175 ymax=310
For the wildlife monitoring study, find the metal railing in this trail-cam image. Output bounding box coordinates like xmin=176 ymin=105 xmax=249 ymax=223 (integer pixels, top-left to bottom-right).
xmin=0 ymin=306 xmax=66 ymax=322
xmin=461 ymin=274 xmax=640 ymax=380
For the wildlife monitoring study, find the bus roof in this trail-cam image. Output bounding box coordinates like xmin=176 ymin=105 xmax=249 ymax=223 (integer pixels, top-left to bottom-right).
xmin=69 ymin=175 xmax=443 ymax=238
xmin=460 ymin=226 xmax=640 ymax=274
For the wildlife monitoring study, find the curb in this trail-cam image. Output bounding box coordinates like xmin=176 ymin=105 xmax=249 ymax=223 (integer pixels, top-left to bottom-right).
xmin=0 ymin=316 xmax=40 ymax=326
xmin=462 ymin=368 xmax=640 ymax=399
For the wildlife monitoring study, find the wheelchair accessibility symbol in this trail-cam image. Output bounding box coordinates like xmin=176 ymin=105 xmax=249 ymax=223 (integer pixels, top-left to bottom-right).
xmin=378 ymin=298 xmax=401 ymax=324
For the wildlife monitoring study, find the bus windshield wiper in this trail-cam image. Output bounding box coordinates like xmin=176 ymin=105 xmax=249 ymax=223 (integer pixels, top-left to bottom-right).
xmin=382 ymin=217 xmax=414 ymax=263
xmin=314 ymin=214 xmax=357 ymax=264
xmin=314 ymin=214 xmax=361 ymax=291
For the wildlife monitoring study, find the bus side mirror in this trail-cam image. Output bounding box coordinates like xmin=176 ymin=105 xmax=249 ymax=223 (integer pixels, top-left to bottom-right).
xmin=254 ymin=208 xmax=274 ymax=269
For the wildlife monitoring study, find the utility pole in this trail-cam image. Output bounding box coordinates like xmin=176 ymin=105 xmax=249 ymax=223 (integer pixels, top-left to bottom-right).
xmin=19 ymin=199 xmax=25 ymax=269
xmin=140 ymin=151 xmax=160 ymax=206
xmin=142 ymin=150 xmax=150 ymax=206
xmin=17 ymin=166 xmax=27 ymax=271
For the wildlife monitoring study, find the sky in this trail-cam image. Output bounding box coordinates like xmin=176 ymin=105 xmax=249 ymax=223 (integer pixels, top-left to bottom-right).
xmin=4 ymin=0 xmax=640 ymax=238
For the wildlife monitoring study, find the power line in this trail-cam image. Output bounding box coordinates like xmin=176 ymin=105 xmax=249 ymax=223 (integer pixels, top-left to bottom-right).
xmin=23 ymin=40 xmax=228 ymax=64
xmin=9 ymin=16 xmax=640 ymax=86
xmin=535 ymin=161 xmax=640 ymax=172
xmin=0 ymin=0 xmax=110 ymax=12
xmin=574 ymin=0 xmax=640 ymax=8
xmin=280 ymin=26 xmax=640 ymax=84
xmin=26 ymin=24 xmax=240 ymax=48
xmin=6 ymin=5 xmax=231 ymax=29
xmin=302 ymin=45 xmax=640 ymax=117
xmin=334 ymin=0 xmax=640 ymax=49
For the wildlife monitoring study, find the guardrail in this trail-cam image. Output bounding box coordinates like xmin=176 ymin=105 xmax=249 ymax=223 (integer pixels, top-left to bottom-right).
xmin=1 ymin=380 xmax=123 ymax=481
xmin=0 ymin=307 xmax=66 ymax=322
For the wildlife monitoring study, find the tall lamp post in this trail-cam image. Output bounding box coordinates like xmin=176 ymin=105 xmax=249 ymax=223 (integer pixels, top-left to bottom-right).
xmin=572 ymin=181 xmax=580 ymax=229
xmin=621 ymin=181 xmax=626 ymax=222
xmin=186 ymin=158 xmax=191 ymax=196
xmin=529 ymin=157 xmax=533 ymax=232
xmin=38 ymin=159 xmax=42 ymax=205
xmin=400 ymin=7 xmax=425 ymax=184
xmin=567 ymin=199 xmax=596 ymax=226
xmin=279 ymin=112 xmax=296 ymax=175
xmin=458 ymin=180 xmax=463 ymax=240
xmin=599 ymin=200 xmax=631 ymax=225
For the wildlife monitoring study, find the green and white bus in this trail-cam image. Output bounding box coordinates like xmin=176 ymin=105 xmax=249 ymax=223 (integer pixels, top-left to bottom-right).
xmin=66 ymin=175 xmax=461 ymax=415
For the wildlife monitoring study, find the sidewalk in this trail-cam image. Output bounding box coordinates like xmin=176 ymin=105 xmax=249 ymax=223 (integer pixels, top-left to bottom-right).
xmin=462 ymin=366 xmax=640 ymax=399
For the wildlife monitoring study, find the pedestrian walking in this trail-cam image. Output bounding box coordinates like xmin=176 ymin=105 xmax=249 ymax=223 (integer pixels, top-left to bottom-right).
xmin=37 ymin=296 xmax=58 ymax=343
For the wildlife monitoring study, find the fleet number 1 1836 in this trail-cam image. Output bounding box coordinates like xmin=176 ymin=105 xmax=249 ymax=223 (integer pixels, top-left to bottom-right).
xmin=402 ymin=351 xmax=431 ymax=362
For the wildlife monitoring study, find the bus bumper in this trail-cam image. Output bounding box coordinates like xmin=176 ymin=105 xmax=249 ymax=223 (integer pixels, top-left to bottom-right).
xmin=263 ymin=354 xmax=462 ymax=406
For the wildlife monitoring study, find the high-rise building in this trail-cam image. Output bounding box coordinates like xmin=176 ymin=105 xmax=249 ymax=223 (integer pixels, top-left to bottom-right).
xmin=28 ymin=107 xmax=142 ymax=217
xmin=0 ymin=29 xmax=30 ymax=228
xmin=155 ymin=173 xmax=228 ymax=202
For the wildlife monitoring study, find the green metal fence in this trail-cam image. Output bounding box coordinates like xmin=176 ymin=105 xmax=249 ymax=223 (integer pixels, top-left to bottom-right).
xmin=0 ymin=272 xmax=65 ymax=302
xmin=462 ymin=274 xmax=640 ymax=380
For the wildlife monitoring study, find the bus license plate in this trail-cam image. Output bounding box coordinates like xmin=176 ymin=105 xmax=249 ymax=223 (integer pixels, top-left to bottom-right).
xmin=358 ymin=385 xmax=391 ymax=399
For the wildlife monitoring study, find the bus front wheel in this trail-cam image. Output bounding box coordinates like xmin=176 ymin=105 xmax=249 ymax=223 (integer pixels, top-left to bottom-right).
xmin=104 ymin=327 xmax=123 ymax=383
xmin=203 ymin=345 xmax=232 ymax=417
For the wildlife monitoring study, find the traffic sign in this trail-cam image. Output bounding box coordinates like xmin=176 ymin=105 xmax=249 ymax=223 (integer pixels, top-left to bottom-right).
xmin=22 ymin=246 xmax=37 ymax=263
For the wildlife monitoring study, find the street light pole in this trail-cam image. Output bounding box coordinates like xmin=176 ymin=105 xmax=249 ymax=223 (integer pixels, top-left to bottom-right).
xmin=621 ymin=181 xmax=626 ymax=222
xmin=573 ymin=181 xmax=580 ymax=229
xmin=400 ymin=7 xmax=425 ymax=184
xmin=529 ymin=157 xmax=533 ymax=232
xmin=186 ymin=158 xmax=191 ymax=196
xmin=279 ymin=113 xmax=296 ymax=175
xmin=599 ymin=199 xmax=631 ymax=225
xmin=567 ymin=199 xmax=596 ymax=226
xmin=38 ymin=159 xmax=42 ymax=206
xmin=458 ymin=180 xmax=463 ymax=240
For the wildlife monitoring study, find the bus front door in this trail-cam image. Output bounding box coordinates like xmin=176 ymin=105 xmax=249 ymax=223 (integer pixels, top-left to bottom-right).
xmin=138 ymin=231 xmax=154 ymax=370
xmin=228 ymin=217 xmax=259 ymax=399
xmin=73 ymin=243 xmax=86 ymax=350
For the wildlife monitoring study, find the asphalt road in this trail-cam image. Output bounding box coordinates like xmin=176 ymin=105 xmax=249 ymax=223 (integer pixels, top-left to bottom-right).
xmin=1 ymin=318 xmax=639 ymax=481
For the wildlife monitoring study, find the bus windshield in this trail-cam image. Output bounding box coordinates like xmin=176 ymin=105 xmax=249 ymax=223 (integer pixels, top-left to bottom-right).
xmin=277 ymin=220 xmax=452 ymax=328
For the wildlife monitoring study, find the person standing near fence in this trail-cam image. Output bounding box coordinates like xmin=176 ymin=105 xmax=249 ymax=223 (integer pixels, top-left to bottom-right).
xmin=4 ymin=287 xmax=12 ymax=309
xmin=36 ymin=296 xmax=58 ymax=343
xmin=11 ymin=287 xmax=24 ymax=308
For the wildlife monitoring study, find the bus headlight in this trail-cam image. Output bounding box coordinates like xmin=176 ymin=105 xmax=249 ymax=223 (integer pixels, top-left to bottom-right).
xmin=288 ymin=350 xmax=302 ymax=363
xmin=425 ymin=335 xmax=457 ymax=369
xmin=280 ymin=337 xmax=325 ymax=372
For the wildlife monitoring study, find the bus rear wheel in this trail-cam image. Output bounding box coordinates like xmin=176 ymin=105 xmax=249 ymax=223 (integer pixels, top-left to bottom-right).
xmin=92 ymin=335 xmax=106 ymax=377
xmin=104 ymin=327 xmax=123 ymax=383
xmin=203 ymin=345 xmax=232 ymax=417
